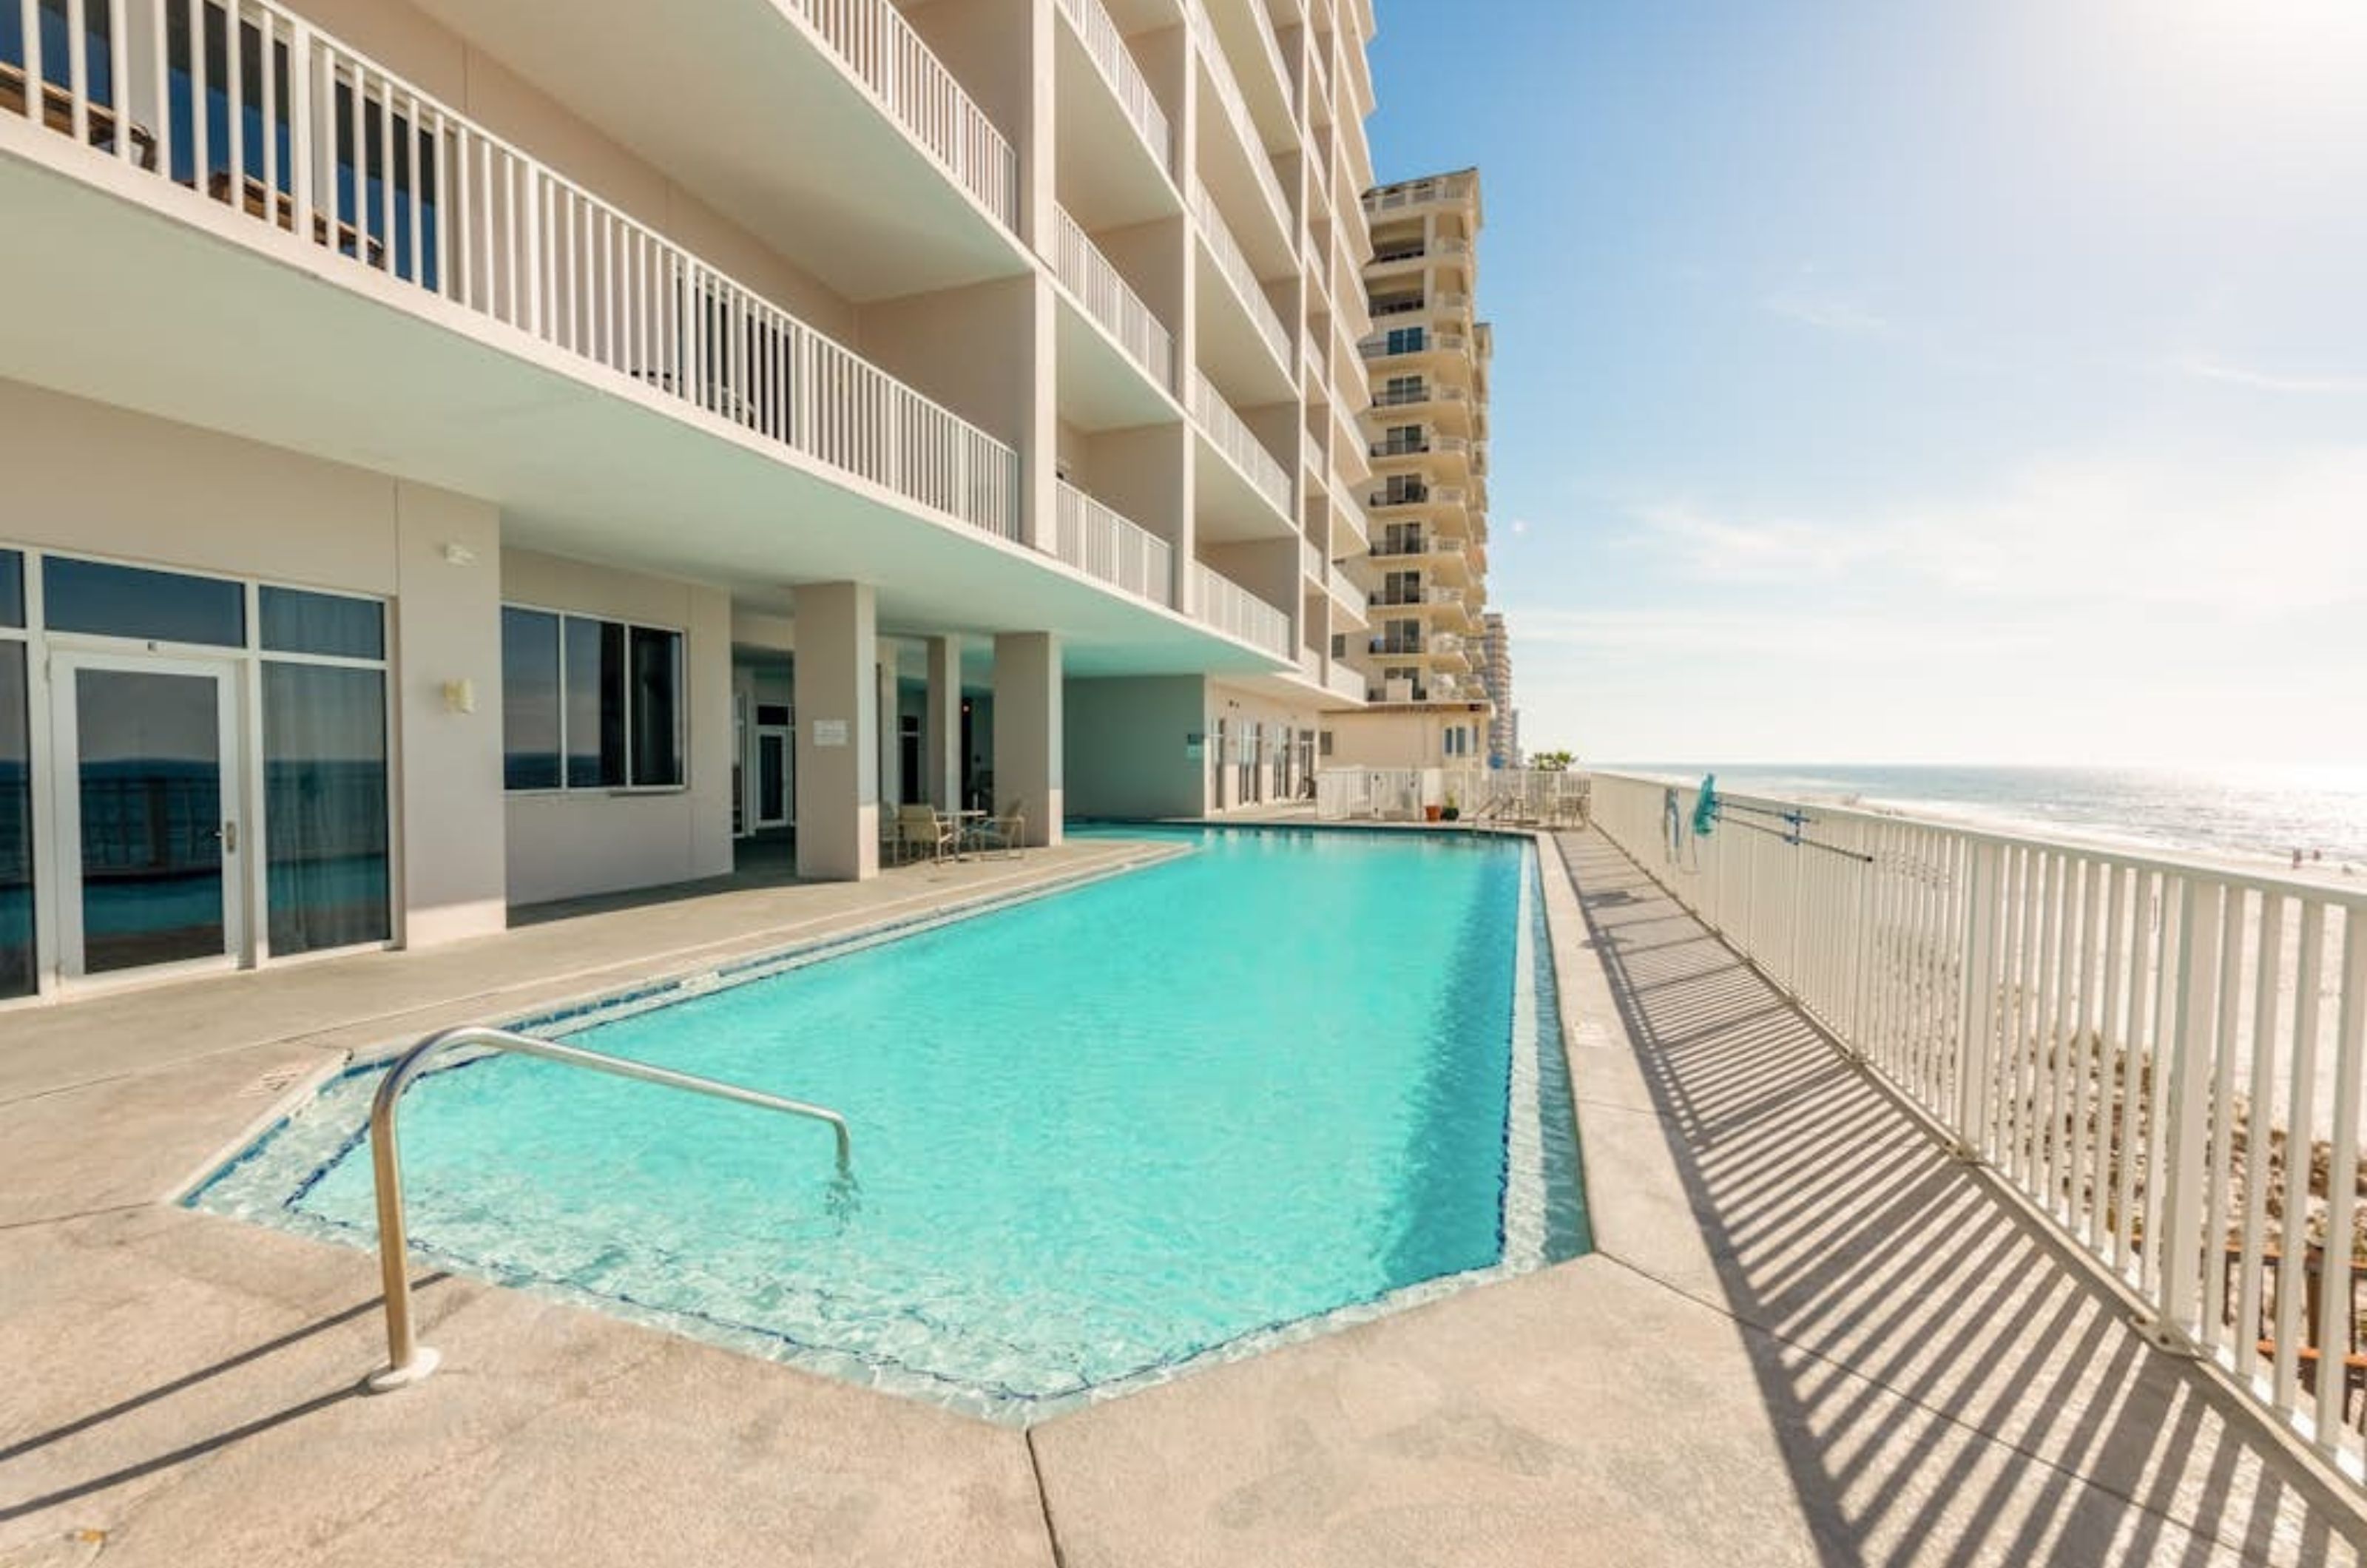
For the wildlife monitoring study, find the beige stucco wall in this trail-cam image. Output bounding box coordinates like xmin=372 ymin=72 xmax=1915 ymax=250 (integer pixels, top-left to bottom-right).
xmin=1325 ymin=707 xmax=1489 ymax=769
xmin=499 ymin=549 xmax=735 ymax=906
xmin=0 ymin=379 xmax=510 ymax=947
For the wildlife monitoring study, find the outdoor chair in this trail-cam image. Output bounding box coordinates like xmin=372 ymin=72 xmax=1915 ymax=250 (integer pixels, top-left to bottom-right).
xmin=894 ymin=803 xmax=957 ymax=865
xmin=965 ymin=799 xmax=1026 ymax=859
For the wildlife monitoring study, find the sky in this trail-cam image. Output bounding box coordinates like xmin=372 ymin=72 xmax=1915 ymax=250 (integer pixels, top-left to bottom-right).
xmin=1362 ymin=0 xmax=2367 ymax=767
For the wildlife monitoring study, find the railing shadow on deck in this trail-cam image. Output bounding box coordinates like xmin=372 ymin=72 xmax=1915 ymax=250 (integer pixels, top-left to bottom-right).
xmin=1558 ymin=830 xmax=2366 ymax=1568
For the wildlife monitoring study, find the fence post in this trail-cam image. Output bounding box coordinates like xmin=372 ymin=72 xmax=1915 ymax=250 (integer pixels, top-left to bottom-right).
xmin=2144 ymin=880 xmax=2221 ymax=1353
xmin=1953 ymin=840 xmax=2000 ymax=1160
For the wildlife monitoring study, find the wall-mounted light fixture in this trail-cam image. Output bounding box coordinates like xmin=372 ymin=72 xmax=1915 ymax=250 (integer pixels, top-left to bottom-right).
xmin=442 ymin=678 xmax=476 ymax=714
xmin=442 ymin=543 xmax=477 ymax=567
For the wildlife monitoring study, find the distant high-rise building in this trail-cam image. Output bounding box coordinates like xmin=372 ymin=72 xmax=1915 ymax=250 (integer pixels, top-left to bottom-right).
xmin=1322 ymin=167 xmax=1493 ymax=768
xmin=1476 ymin=612 xmax=1519 ymax=766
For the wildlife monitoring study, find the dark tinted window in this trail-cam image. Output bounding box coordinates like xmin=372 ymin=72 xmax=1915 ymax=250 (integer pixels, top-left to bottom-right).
xmin=502 ymin=607 xmax=561 ymax=790
xmin=0 ymin=551 xmax=21 ymax=629
xmin=0 ymin=643 xmax=31 ymax=998
xmin=629 ymin=627 xmax=683 ymax=787
xmin=562 ymin=616 xmax=627 ymax=788
xmin=44 ymin=556 xmax=244 ymax=646
xmin=260 ymin=587 xmax=384 ymax=660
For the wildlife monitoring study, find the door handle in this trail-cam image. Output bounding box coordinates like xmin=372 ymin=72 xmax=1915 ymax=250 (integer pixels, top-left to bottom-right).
xmin=220 ymin=821 xmax=237 ymax=854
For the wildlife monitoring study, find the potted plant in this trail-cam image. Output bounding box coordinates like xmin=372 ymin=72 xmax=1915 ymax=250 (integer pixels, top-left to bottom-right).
xmin=1441 ymin=794 xmax=1462 ymax=822
xmin=1424 ymin=800 xmax=1444 ymax=822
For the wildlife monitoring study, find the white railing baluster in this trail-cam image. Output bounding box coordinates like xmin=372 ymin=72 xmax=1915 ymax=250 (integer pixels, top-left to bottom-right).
xmin=1584 ymin=771 xmax=2367 ymax=1479
xmin=70 ymin=0 xmax=92 ymax=148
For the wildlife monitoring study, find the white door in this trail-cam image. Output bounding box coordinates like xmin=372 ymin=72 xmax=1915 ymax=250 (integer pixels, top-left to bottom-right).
xmin=50 ymin=653 xmax=245 ymax=982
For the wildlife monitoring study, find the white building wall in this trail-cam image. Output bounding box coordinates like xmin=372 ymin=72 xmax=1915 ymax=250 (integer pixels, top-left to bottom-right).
xmin=0 ymin=379 xmax=510 ymax=947
xmin=499 ymin=549 xmax=735 ymax=906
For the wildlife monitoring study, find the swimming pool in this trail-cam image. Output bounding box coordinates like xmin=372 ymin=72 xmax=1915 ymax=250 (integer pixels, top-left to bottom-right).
xmin=196 ymin=826 xmax=1588 ymax=1421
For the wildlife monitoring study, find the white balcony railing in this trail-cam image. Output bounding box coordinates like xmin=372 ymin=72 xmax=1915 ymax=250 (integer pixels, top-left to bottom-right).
xmin=1192 ymin=564 xmax=1292 ymax=658
xmin=1301 ymin=325 xmax=1324 ymax=386
xmin=1182 ymin=0 xmax=1292 ymax=238
xmin=1053 ymin=0 xmax=1172 ymax=173
xmin=1364 ymin=172 xmax=1479 ymax=214
xmin=1300 ymin=537 xmax=1323 ymax=580
xmin=1325 ymin=661 xmax=1363 ymax=703
xmin=1053 ymin=206 xmax=1174 ymax=391
xmin=16 ymin=0 xmax=1020 ymax=541
xmin=1190 ymin=180 xmax=1291 ymax=369
xmin=1053 ymin=481 xmax=1173 ymax=606
xmin=789 ymin=0 xmax=1017 ymax=226
xmin=1328 ymin=562 xmax=1361 ymax=609
xmin=1588 ymin=772 xmax=2367 ymax=1485
xmin=1188 ymin=372 xmax=1293 ymax=519
xmin=1297 ymin=646 xmax=1323 ymax=685
xmin=1360 ymin=331 xmax=1469 ymax=360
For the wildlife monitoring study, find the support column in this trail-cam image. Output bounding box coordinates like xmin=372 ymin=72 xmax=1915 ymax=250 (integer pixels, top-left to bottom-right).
xmin=792 ymin=582 xmax=878 ymax=881
xmin=877 ymin=650 xmax=901 ymax=812
xmin=992 ymin=632 xmax=1063 ymax=848
xmin=924 ymin=634 xmax=962 ymax=810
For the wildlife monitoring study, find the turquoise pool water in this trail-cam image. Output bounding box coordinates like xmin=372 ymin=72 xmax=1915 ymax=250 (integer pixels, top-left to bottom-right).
xmin=197 ymin=827 xmax=1587 ymax=1419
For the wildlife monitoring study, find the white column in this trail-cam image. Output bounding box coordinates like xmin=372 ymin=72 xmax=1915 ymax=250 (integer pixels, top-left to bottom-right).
xmin=924 ymin=634 xmax=961 ymax=811
xmin=877 ymin=650 xmax=901 ymax=812
xmin=792 ymin=581 xmax=878 ymax=881
xmin=992 ymin=632 xmax=1062 ymax=848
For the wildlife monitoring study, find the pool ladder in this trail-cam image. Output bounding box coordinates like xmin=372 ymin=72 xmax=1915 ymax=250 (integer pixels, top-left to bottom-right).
xmin=362 ymin=1024 xmax=853 ymax=1393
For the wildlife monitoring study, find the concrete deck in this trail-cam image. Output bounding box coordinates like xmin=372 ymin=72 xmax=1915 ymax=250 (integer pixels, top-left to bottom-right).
xmin=3 ymin=829 xmax=2363 ymax=1565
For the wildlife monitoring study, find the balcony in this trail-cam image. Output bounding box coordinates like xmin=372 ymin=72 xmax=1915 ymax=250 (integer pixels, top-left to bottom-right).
xmin=1187 ymin=371 xmax=1293 ymax=538
xmin=1053 ymin=481 xmax=1173 ymax=607
xmin=1365 ymin=171 xmax=1479 ymax=215
xmin=1055 ymin=0 xmax=1173 ymax=179
xmin=1191 ymin=179 xmax=1291 ymax=382
xmin=1324 ymin=661 xmax=1364 ymax=703
xmin=407 ymin=0 xmax=1025 ymax=300
xmin=0 ymin=0 xmax=1023 ymax=547
xmin=1203 ymin=0 xmax=1295 ymax=151
xmin=1192 ymin=563 xmax=1291 ymax=659
xmin=1051 ymin=204 xmax=1174 ymax=405
xmin=1358 ymin=331 xmax=1469 ymax=364
xmin=1184 ymin=0 xmax=1292 ymax=251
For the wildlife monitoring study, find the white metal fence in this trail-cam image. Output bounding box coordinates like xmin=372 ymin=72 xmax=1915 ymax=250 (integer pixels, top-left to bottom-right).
xmin=1588 ymin=771 xmax=2367 ymax=1479
xmin=1190 ymin=564 xmax=1290 ymax=658
xmin=1052 ymin=481 xmax=1171 ymax=606
xmin=788 ymin=0 xmax=1016 ymax=226
xmin=13 ymin=0 xmax=1020 ymax=541
xmin=1315 ymin=766 xmax=1589 ymax=827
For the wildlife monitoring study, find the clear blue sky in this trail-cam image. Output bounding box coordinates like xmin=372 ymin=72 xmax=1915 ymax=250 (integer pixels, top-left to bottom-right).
xmin=1364 ymin=0 xmax=2367 ymax=766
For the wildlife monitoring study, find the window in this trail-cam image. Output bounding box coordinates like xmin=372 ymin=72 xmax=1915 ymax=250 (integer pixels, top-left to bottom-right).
xmin=1385 ymin=326 xmax=1425 ymax=355
xmin=1319 ymin=730 xmax=1334 ymax=757
xmin=44 ymin=555 xmax=245 ymax=646
xmin=0 ymin=640 xmax=30 ymax=999
xmin=1383 ymin=374 xmax=1422 ymax=405
xmin=0 ymin=550 xmax=21 ymax=629
xmin=1444 ymin=726 xmax=1470 ymax=757
xmin=261 ymin=587 xmax=384 ymax=660
xmin=504 ymin=606 xmax=683 ymax=792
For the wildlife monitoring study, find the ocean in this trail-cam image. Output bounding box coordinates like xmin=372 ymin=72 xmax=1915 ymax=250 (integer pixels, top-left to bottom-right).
xmin=1609 ymin=764 xmax=2367 ymax=879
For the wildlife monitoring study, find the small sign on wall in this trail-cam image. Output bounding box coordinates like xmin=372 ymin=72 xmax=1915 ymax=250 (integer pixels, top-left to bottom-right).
xmin=1185 ymin=731 xmax=1205 ymax=760
xmin=814 ymin=719 xmax=849 ymax=748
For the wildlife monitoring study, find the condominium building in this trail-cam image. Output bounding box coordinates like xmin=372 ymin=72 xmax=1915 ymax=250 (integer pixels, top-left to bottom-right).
xmin=1475 ymin=610 xmax=1519 ymax=766
xmin=1323 ymin=166 xmax=1492 ymax=769
xmin=0 ymin=0 xmax=1380 ymax=1003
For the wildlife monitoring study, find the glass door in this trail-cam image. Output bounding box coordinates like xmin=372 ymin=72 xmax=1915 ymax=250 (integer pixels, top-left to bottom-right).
xmin=52 ymin=655 xmax=243 ymax=979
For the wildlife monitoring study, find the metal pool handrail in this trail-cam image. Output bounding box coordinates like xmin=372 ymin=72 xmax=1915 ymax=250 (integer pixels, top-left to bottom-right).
xmin=362 ymin=1024 xmax=852 ymax=1393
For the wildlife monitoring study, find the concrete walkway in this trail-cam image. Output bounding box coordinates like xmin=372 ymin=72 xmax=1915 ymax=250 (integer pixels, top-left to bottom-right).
xmin=3 ymin=829 xmax=2363 ymax=1565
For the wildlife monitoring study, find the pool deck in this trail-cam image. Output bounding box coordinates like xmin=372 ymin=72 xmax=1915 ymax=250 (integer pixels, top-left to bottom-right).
xmin=4 ymin=828 xmax=2364 ymax=1565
